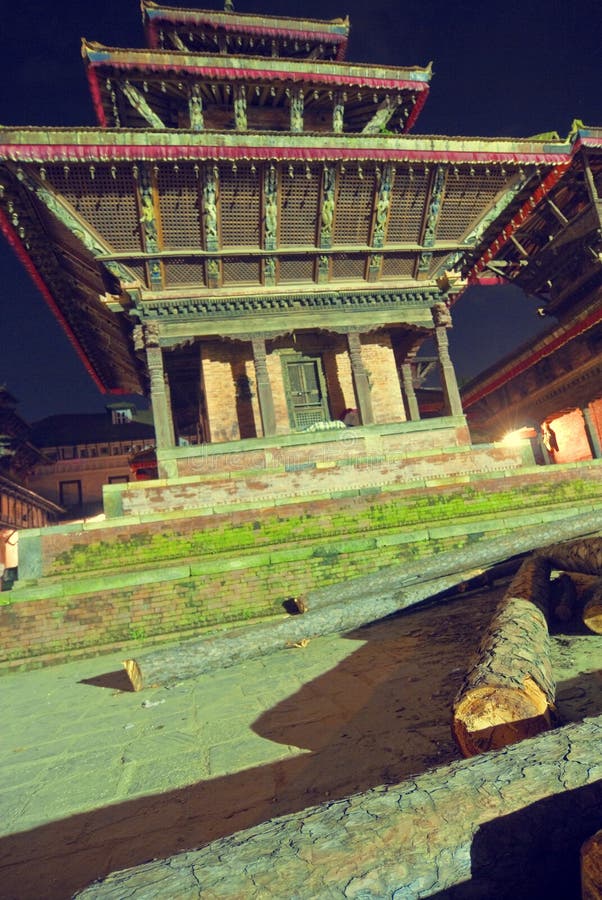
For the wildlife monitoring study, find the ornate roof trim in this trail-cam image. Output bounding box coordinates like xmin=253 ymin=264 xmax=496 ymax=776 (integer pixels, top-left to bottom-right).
xmin=135 ymin=286 xmax=440 ymax=323
xmin=142 ymin=1 xmax=350 ymax=58
xmin=0 ymin=129 xmax=571 ymax=166
xmin=141 ymin=1 xmax=350 ymax=36
xmin=82 ymin=41 xmax=432 ymax=85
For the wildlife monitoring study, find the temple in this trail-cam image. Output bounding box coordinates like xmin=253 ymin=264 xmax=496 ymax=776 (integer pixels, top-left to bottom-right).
xmin=1 ymin=0 xmax=589 ymax=492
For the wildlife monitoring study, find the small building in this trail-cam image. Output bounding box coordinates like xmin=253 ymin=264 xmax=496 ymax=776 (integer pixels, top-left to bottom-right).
xmin=0 ymin=387 xmax=62 ymax=583
xmin=27 ymin=403 xmax=156 ymax=518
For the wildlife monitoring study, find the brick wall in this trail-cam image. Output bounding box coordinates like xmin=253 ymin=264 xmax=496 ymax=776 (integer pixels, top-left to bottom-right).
xmin=265 ymin=347 xmax=291 ymax=434
xmin=360 ymin=333 xmax=406 ymax=424
xmin=322 ymin=336 xmax=356 ymax=420
xmin=551 ymin=409 xmax=592 ymax=464
xmin=3 ymin=459 xmax=602 ymax=670
xmin=201 ymin=341 xmax=248 ymax=443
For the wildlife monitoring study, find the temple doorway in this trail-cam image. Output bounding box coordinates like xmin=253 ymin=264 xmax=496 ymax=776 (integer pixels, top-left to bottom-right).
xmin=281 ymin=353 xmax=330 ymax=429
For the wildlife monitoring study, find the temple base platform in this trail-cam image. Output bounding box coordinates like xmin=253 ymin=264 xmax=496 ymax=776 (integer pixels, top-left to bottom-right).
xmin=2 ymin=417 xmax=602 ymax=672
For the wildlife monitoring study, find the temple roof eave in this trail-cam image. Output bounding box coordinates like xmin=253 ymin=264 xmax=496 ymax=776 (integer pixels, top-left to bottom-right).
xmin=0 ymin=127 xmax=572 ymax=166
xmin=141 ymin=1 xmax=351 ymax=42
xmin=81 ymin=40 xmax=432 ymax=85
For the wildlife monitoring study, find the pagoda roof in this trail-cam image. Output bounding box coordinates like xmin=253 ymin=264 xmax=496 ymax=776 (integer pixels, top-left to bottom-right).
xmin=82 ymin=40 xmax=431 ymax=132
xmin=141 ymin=1 xmax=350 ymax=61
xmin=0 ymin=126 xmax=570 ymax=165
xmin=0 ymin=126 xmax=573 ymax=394
xmin=460 ymin=125 xmax=602 ymax=317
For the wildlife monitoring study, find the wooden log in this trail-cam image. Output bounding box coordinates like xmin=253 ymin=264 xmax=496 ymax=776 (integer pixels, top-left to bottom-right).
xmin=582 ymin=829 xmax=602 ymax=900
xmin=538 ymin=536 xmax=602 ymax=575
xmin=583 ymin=583 xmax=602 ymax=634
xmin=452 ymin=556 xmax=555 ymax=757
xmin=123 ymin=512 xmax=602 ymax=691
xmin=75 ymin=715 xmax=602 ymax=899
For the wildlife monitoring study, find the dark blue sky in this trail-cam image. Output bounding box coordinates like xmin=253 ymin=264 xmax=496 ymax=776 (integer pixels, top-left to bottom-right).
xmin=0 ymin=0 xmax=600 ymax=420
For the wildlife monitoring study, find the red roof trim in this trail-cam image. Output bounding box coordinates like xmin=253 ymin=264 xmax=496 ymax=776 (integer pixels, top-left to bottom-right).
xmin=86 ymin=67 xmax=108 ymax=129
xmin=467 ymin=162 xmax=571 ymax=279
xmin=87 ymin=58 xmax=429 ymax=93
xmin=0 ymin=142 xmax=569 ymax=166
xmin=145 ymin=17 xmax=349 ymax=51
xmin=462 ymin=303 xmax=602 ymax=409
xmin=0 ymin=206 xmax=107 ymax=393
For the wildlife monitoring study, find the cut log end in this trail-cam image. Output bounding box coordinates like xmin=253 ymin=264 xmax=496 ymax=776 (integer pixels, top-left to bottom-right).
xmin=123 ymin=658 xmax=143 ymax=692
xmin=583 ymin=587 xmax=602 ymax=635
xmin=452 ymin=678 xmax=552 ymax=758
xmin=581 ymin=829 xmax=602 ymax=900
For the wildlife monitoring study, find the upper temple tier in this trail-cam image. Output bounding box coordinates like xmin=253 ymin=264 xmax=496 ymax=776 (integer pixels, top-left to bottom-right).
xmin=82 ymin=39 xmax=431 ymax=133
xmin=141 ymin=0 xmax=351 ymax=60
xmin=82 ymin=2 xmax=431 ymax=134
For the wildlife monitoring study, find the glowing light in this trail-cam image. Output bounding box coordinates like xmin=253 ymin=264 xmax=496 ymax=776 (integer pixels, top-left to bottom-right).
xmin=499 ymin=427 xmax=534 ymax=446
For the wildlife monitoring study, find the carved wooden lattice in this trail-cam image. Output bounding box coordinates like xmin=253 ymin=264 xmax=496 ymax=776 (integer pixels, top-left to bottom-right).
xmin=280 ymin=164 xmax=320 ymax=246
xmin=157 ymin=164 xmax=202 ymax=249
xmin=46 ymin=164 xmax=141 ymax=251
xmin=124 ymin=262 xmax=147 ymax=286
xmin=425 ymin=251 xmax=453 ymax=277
xmin=437 ymin=170 xmax=508 ymax=241
xmin=220 ymin=164 xmax=260 ymax=247
xmin=163 ymin=259 xmax=206 ymax=287
xmin=222 ymin=258 xmax=261 ymax=285
xmin=331 ymin=253 xmax=366 ymax=280
xmin=387 ymin=170 xmax=430 ymax=244
xmin=381 ymin=255 xmax=416 ymax=279
xmin=278 ymin=256 xmax=315 ymax=283
xmin=334 ymin=170 xmax=375 ymax=245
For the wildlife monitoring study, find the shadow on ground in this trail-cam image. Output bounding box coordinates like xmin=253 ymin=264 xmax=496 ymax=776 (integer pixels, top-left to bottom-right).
xmin=1 ymin=588 xmax=600 ymax=899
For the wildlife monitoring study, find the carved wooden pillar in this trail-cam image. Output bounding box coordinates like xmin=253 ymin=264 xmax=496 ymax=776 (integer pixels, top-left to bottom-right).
xmin=251 ymin=337 xmax=276 ymax=436
xmin=332 ymin=91 xmax=345 ymax=133
xmin=347 ymin=332 xmax=374 ymax=425
xmin=432 ymin=303 xmax=463 ymax=417
xmin=289 ymin=88 xmax=304 ymax=132
xmin=582 ymin=406 xmax=602 ymax=459
xmin=188 ymin=84 xmax=204 ymax=131
xmin=400 ymin=357 xmax=420 ymax=421
xmin=234 ymin=84 xmax=247 ymax=131
xmin=141 ymin=324 xmax=176 ymax=450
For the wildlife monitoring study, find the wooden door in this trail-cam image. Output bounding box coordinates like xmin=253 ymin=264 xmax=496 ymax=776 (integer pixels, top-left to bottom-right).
xmin=282 ymin=355 xmax=330 ymax=429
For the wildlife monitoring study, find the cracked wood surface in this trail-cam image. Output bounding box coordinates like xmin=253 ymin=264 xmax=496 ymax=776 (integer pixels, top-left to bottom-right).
xmin=453 ymin=537 xmax=602 ymax=757
xmin=76 ymin=715 xmax=602 ymax=899
xmin=452 ymin=556 xmax=554 ymax=756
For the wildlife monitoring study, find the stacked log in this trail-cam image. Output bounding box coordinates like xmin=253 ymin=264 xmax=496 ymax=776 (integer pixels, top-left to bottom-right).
xmin=452 ymin=556 xmax=555 ymax=757
xmin=453 ymin=536 xmax=602 ymax=757
xmin=123 ymin=513 xmax=602 ymax=691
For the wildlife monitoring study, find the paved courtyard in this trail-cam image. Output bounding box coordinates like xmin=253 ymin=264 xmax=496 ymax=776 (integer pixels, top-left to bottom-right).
xmin=1 ymin=583 xmax=600 ymax=899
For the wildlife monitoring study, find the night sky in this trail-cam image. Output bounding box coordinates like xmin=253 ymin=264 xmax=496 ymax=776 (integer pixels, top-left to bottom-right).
xmin=0 ymin=0 xmax=600 ymax=420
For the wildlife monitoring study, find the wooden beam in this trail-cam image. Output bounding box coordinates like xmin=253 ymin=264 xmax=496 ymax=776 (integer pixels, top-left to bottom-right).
xmin=120 ymin=81 xmax=165 ymax=129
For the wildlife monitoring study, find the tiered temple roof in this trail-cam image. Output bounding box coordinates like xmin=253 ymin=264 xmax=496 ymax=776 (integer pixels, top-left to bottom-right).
xmin=0 ymin=2 xmax=599 ymax=451
xmin=141 ymin=1 xmax=351 ymax=60
xmin=0 ymin=127 xmax=572 ymax=395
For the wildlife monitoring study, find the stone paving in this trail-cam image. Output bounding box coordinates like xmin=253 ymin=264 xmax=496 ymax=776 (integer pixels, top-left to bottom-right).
xmin=1 ymin=584 xmax=600 ymax=899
